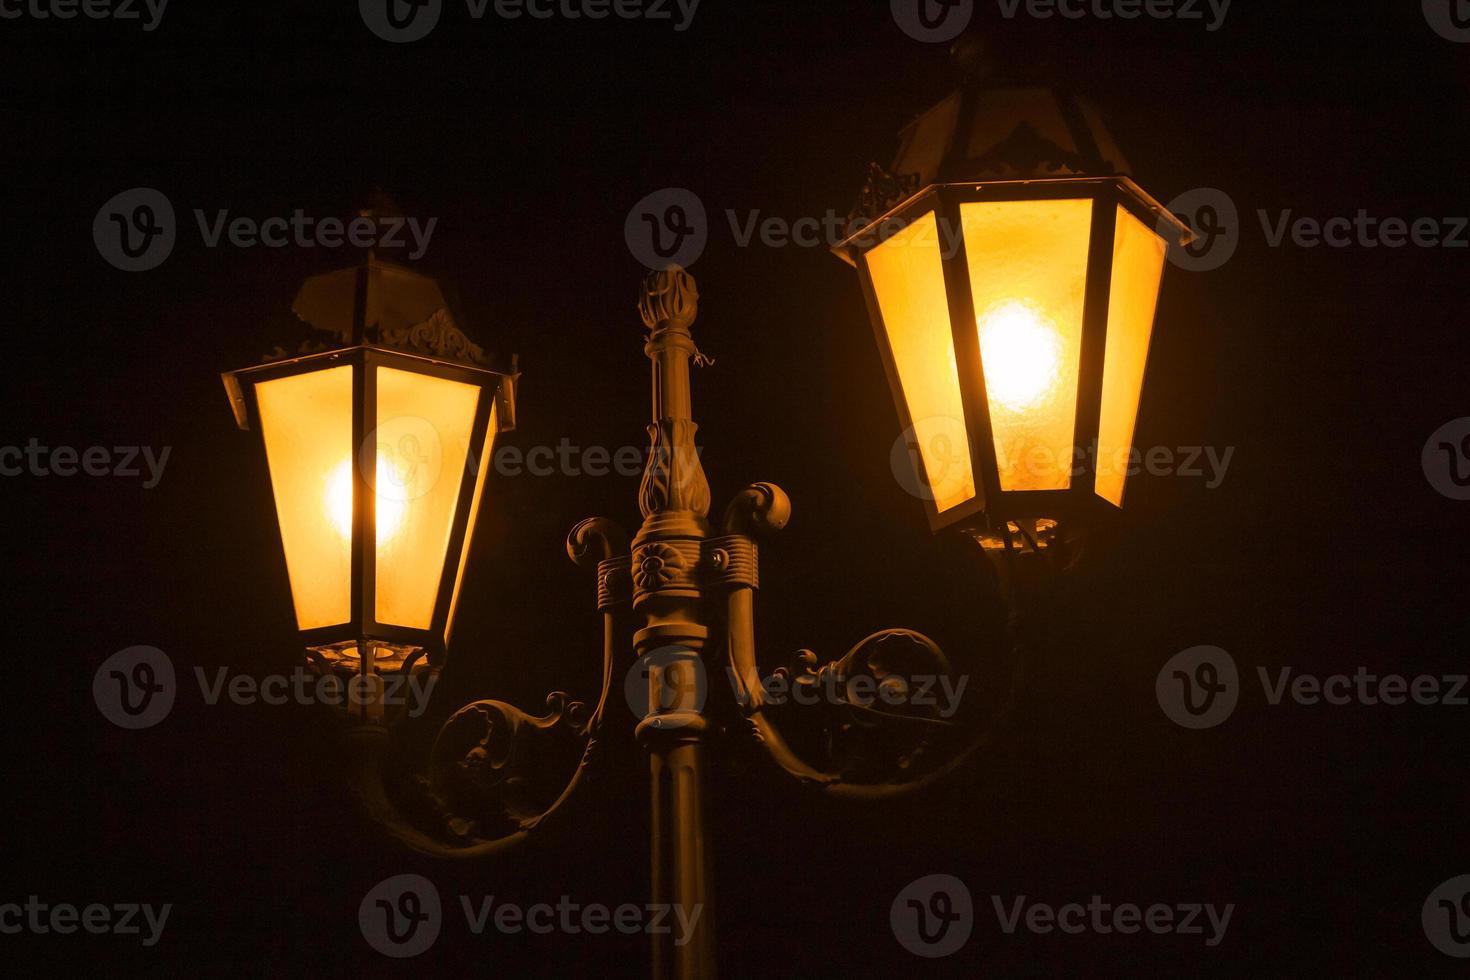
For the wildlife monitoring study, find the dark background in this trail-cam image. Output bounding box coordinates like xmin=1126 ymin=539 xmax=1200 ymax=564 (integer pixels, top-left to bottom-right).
xmin=4 ymin=0 xmax=1468 ymax=976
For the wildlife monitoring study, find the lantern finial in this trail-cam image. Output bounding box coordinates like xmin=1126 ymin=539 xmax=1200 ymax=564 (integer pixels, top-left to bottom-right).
xmin=638 ymin=265 xmax=699 ymax=333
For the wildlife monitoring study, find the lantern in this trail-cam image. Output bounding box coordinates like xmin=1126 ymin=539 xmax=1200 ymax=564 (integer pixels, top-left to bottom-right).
xmin=223 ymin=255 xmax=517 ymax=672
xmin=834 ymin=84 xmax=1192 ymax=532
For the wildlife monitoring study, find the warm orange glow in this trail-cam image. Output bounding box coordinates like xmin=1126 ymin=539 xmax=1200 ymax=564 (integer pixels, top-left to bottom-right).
xmin=445 ymin=401 xmax=497 ymax=644
xmin=1097 ymin=205 xmax=1167 ymax=506
xmin=325 ymin=456 xmax=407 ymax=546
xmin=255 ymin=365 xmax=353 ymax=630
xmin=961 ymin=199 xmax=1091 ymax=492
xmin=864 ymin=210 xmax=977 ymax=514
xmin=254 ymin=361 xmax=490 ymax=636
xmin=976 ymin=298 xmax=1063 ymax=414
xmin=373 ymin=366 xmax=481 ymax=630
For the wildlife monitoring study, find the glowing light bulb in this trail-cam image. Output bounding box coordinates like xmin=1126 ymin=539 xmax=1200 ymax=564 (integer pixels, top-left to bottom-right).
xmin=977 ymin=299 xmax=1062 ymax=414
xmin=324 ymin=458 xmax=406 ymax=546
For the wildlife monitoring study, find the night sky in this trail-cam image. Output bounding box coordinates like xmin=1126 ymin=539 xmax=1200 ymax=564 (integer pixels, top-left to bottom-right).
xmin=5 ymin=1 xmax=1470 ymax=976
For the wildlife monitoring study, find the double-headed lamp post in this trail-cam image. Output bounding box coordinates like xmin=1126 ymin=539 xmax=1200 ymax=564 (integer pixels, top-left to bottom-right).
xmin=223 ymin=61 xmax=1190 ymax=980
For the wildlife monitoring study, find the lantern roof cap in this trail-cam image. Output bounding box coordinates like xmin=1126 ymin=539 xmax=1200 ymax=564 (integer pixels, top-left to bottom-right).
xmin=843 ymin=84 xmax=1133 ymax=240
xmin=895 ymin=85 xmax=1130 ymax=187
xmin=287 ymin=253 xmax=508 ymax=368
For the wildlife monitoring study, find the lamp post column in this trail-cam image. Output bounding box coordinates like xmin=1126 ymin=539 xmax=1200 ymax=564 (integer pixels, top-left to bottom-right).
xmin=632 ymin=266 xmax=717 ymax=980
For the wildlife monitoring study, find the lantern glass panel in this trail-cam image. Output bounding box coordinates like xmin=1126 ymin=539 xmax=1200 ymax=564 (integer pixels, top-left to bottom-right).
xmin=1097 ymin=205 xmax=1167 ymax=506
xmin=255 ymin=364 xmax=354 ymax=631
xmin=959 ymin=198 xmax=1092 ymax=492
xmin=373 ymin=365 xmax=482 ymax=630
xmin=864 ymin=210 xmax=977 ymax=514
xmin=445 ymin=401 xmax=497 ymax=644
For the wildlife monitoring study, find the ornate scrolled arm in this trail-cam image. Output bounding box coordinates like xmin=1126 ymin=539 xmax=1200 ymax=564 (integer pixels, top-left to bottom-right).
xmin=340 ymin=517 xmax=632 ymax=860
xmin=721 ymin=483 xmax=1036 ymax=800
xmin=567 ymin=516 xmax=630 ymax=567
xmin=344 ymin=690 xmax=600 ymax=860
xmin=722 ymin=482 xmax=791 ymax=536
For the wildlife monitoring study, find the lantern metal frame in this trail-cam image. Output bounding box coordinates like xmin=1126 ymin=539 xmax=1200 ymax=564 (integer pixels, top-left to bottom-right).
xmin=835 ymin=175 xmax=1192 ymax=533
xmin=223 ymin=342 xmax=516 ymax=661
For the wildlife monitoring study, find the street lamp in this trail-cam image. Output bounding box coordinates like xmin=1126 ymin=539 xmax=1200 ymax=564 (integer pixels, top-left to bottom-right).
xmin=222 ymin=58 xmax=1191 ymax=980
xmin=832 ymin=76 xmax=1192 ymax=532
xmin=222 ymin=254 xmax=517 ymax=703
